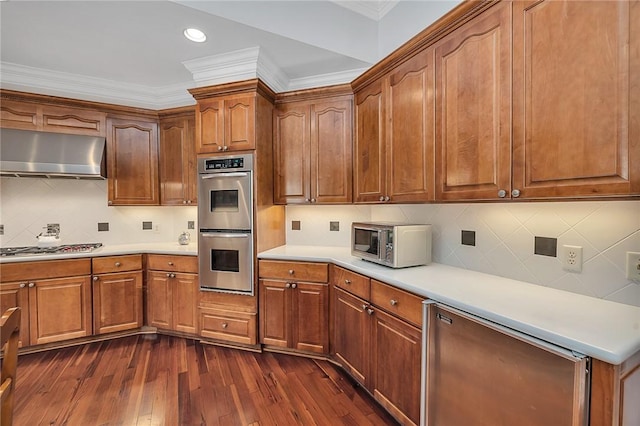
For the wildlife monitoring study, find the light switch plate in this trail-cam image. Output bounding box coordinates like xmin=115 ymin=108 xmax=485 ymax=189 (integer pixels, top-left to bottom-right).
xmin=626 ymin=252 xmax=640 ymax=281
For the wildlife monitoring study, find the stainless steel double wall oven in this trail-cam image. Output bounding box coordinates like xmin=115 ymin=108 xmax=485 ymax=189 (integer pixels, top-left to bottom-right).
xmin=198 ymin=154 xmax=254 ymax=294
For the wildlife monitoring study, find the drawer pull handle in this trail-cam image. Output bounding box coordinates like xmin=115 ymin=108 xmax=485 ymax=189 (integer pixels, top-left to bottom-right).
xmin=344 ymin=279 xmax=351 ymax=285
xmin=390 ymin=299 xmax=398 ymax=306
xmin=93 ymin=276 xmax=99 ymax=282
xmin=285 ymin=283 xmax=292 ymax=289
xmin=288 ymin=269 xmax=294 ymax=275
xmin=366 ymin=308 xmax=375 ymax=316
xmin=19 ymin=283 xmax=26 ymax=288
xmin=168 ymin=262 xmax=174 ymax=266
xmin=222 ymin=322 xmax=228 ymax=329
xmin=28 ymin=282 xmax=35 ymax=288
xmin=115 ymin=262 xmax=121 ymax=267
xmin=362 ymin=304 xmax=368 ymax=311
xmin=291 ymin=283 xmax=297 ymax=289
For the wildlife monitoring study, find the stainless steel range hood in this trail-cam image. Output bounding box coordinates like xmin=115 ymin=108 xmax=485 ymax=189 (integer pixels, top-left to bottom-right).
xmin=0 ymin=128 xmax=107 ymax=179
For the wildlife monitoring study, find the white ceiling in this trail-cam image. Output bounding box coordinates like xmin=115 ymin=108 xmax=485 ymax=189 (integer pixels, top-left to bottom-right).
xmin=0 ymin=0 xmax=458 ymax=109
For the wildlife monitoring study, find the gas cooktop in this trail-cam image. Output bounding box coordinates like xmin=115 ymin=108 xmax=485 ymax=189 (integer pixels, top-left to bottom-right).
xmin=0 ymin=243 xmax=103 ymax=257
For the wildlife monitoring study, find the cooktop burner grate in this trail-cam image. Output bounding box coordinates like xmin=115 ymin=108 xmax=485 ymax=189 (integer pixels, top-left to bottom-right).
xmin=0 ymin=243 xmax=103 ymax=257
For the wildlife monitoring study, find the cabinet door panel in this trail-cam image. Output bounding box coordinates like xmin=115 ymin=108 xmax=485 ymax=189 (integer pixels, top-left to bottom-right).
xmin=435 ymin=2 xmax=511 ymax=200
xmin=273 ymin=106 xmax=310 ymax=203
xmin=372 ymin=309 xmax=422 ymax=425
xmin=173 ymin=273 xmax=198 ymax=334
xmin=94 ymin=271 xmax=142 ymax=334
xmin=259 ymin=279 xmax=290 ymax=347
xmin=160 ymin=116 xmax=196 ymax=205
xmin=29 ymin=276 xmax=92 ymax=345
xmin=387 ymin=48 xmax=435 ymax=202
xmin=311 ymin=100 xmax=353 ymax=203
xmin=225 ymin=96 xmax=255 ymax=151
xmin=355 ymin=81 xmax=386 ymax=202
xmin=292 ymin=282 xmax=328 ymax=354
xmin=513 ymin=0 xmax=639 ymax=198
xmin=196 ymin=99 xmax=224 ymax=154
xmin=147 ymin=272 xmax=172 ymax=330
xmin=41 ymin=105 xmax=106 ymax=137
xmin=0 ymin=282 xmax=30 ymax=347
xmin=333 ymin=286 xmax=369 ymax=386
xmin=107 ymin=118 xmax=159 ymax=205
xmin=0 ymin=100 xmax=39 ymax=130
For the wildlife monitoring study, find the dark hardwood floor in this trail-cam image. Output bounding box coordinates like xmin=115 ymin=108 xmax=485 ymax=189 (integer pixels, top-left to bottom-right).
xmin=13 ymin=335 xmax=399 ymax=425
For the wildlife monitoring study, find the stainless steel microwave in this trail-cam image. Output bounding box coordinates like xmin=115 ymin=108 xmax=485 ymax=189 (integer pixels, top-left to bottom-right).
xmin=351 ymin=222 xmax=432 ymax=268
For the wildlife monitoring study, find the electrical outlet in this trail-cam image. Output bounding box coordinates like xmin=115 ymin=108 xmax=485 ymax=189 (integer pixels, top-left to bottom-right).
xmin=562 ymin=245 xmax=583 ymax=273
xmin=626 ymin=252 xmax=640 ymax=281
xmin=153 ymin=224 xmax=160 ymax=234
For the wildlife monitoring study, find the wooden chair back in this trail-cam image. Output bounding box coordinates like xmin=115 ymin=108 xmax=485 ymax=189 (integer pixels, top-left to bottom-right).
xmin=1 ymin=307 xmax=21 ymax=426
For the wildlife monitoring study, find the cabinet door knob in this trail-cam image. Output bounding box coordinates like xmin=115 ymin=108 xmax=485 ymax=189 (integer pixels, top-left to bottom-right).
xmin=217 ymin=146 xmax=223 ymax=151
xmin=19 ymin=283 xmax=26 ymax=288
xmin=108 ymin=200 xmax=113 ymax=205
xmin=93 ymin=276 xmax=99 ymax=282
xmin=28 ymin=282 xmax=35 ymax=288
xmin=498 ymin=189 xmax=507 ymax=198
xmin=511 ymin=189 xmax=521 ymax=198
xmin=183 ymin=200 xmax=187 ymax=204
xmin=384 ymin=196 xmax=390 ymax=202
xmin=115 ymin=262 xmax=121 ymax=267
xmin=166 ymin=273 xmax=171 ymax=278
xmin=223 ymin=146 xmax=229 ymax=151
xmin=311 ymin=198 xmax=317 ymax=203
xmin=187 ymin=200 xmax=192 ymax=204
xmin=285 ymin=282 xmax=292 ymax=289
xmin=291 ymin=283 xmax=297 ymax=289
xmin=288 ymin=269 xmax=294 ymax=275
xmin=305 ymin=198 xmax=310 ymax=203
xmin=362 ymin=304 xmax=368 ymax=311
xmin=366 ymin=308 xmax=375 ymax=316
xmin=379 ymin=196 xmax=385 ymax=202
xmin=221 ymin=322 xmax=228 ymax=329
xmin=390 ymin=299 xmax=398 ymax=306
xmin=344 ymin=279 xmax=351 ymax=285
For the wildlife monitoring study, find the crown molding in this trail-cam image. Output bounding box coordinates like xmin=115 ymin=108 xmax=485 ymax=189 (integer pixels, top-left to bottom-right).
xmin=330 ymin=1 xmax=399 ymax=21
xmin=0 ymin=62 xmax=195 ymax=109
xmin=287 ymin=67 xmax=368 ymax=91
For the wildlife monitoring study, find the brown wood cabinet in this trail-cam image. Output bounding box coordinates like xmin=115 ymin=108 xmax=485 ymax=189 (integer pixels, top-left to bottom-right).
xmin=159 ymin=110 xmax=197 ymax=205
xmin=259 ymin=260 xmax=329 ymax=354
xmin=92 ymin=255 xmax=142 ymax=334
xmin=0 ymin=99 xmax=106 ymax=137
xmin=193 ymin=94 xmax=255 ymax=154
xmin=354 ymin=47 xmax=435 ymax=203
xmin=0 ymin=281 xmax=30 ymax=347
xmin=0 ymin=259 xmax=93 ymax=346
xmin=331 ymin=265 xmax=423 ymax=425
xmin=511 ymin=0 xmax=640 ymax=199
xmin=146 ymin=254 xmax=198 ymax=335
xmin=273 ymin=92 xmax=353 ymax=204
xmin=106 ymin=116 xmax=159 ymax=205
xmin=434 ymin=1 xmax=511 ymax=201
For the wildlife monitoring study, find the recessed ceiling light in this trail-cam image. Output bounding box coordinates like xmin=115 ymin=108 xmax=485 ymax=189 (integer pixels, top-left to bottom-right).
xmin=184 ymin=28 xmax=206 ymax=43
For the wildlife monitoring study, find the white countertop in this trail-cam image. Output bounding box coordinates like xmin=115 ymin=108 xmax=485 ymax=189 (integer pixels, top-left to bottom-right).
xmin=259 ymin=245 xmax=640 ymax=365
xmin=0 ymin=242 xmax=197 ymax=263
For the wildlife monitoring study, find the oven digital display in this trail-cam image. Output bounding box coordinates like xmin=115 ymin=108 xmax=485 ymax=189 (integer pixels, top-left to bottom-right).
xmin=210 ymin=249 xmax=240 ymax=272
xmin=205 ymin=158 xmax=244 ymax=170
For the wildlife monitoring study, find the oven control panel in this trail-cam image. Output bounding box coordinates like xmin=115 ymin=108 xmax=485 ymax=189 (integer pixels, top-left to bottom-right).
xmin=199 ymin=154 xmax=253 ymax=173
xmin=205 ymin=157 xmax=244 ymax=170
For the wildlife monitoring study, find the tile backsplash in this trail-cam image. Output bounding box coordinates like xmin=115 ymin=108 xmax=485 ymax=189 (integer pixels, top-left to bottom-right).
xmin=0 ymin=178 xmax=196 ymax=247
xmin=287 ymin=201 xmax=640 ymax=307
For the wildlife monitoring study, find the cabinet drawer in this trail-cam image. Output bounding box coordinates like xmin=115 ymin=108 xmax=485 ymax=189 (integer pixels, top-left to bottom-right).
xmin=371 ymin=280 xmax=424 ymax=327
xmin=331 ymin=265 xmax=370 ymax=300
xmin=92 ymin=255 xmax=142 ymax=274
xmin=200 ymin=307 xmax=257 ymax=345
xmin=258 ymin=260 xmax=328 ymax=283
xmin=0 ymin=258 xmax=91 ymax=282
xmin=147 ymin=254 xmax=198 ymax=273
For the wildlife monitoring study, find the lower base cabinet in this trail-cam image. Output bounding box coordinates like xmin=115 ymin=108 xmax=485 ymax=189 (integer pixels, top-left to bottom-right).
xmin=331 ymin=266 xmax=423 ymax=426
xmin=146 ymin=254 xmax=198 ymax=335
xmin=258 ymin=260 xmax=330 ymax=354
xmin=92 ymin=255 xmax=143 ymax=334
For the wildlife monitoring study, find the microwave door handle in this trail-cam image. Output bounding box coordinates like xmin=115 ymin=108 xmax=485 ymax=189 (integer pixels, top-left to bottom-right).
xmin=200 ymin=172 xmax=249 ymax=179
xmin=201 ymin=232 xmax=250 ymax=238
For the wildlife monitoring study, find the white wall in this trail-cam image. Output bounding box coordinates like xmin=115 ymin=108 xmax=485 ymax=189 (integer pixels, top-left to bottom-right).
xmin=0 ymin=177 xmax=196 ymax=247
xmin=286 ymin=201 xmax=640 ymax=307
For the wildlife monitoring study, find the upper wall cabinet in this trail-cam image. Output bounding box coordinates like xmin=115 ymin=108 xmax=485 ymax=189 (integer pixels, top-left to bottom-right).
xmin=107 ymin=116 xmax=159 ymax=205
xmin=273 ymin=90 xmax=353 ymax=204
xmin=194 ymin=95 xmax=255 ymax=154
xmin=511 ymin=0 xmax=639 ymax=199
xmin=354 ymin=48 xmax=435 ymax=203
xmin=434 ymin=1 xmax=511 ymax=201
xmin=159 ymin=110 xmax=196 ymax=205
xmin=0 ymin=99 xmax=106 ymax=137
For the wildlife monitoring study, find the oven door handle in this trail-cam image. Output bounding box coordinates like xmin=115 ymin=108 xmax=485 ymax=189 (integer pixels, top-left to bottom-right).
xmin=200 ymin=172 xmax=249 ymax=179
xmin=201 ymin=232 xmax=250 ymax=238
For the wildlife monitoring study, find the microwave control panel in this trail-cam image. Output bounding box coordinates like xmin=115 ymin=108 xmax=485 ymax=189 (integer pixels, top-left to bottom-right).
xmin=384 ymin=230 xmax=393 ymax=263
